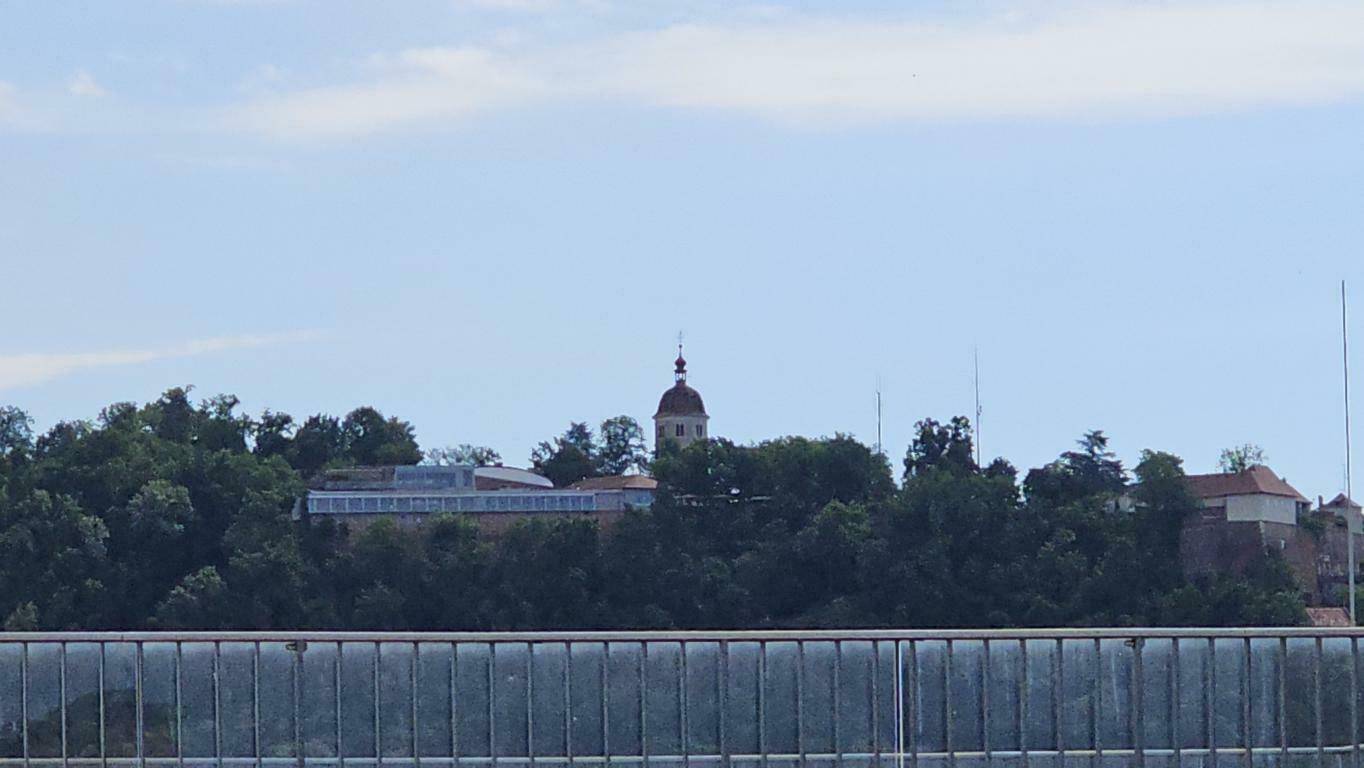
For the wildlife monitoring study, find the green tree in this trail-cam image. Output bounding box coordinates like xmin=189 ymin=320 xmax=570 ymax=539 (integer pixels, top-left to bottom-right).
xmin=1219 ymin=443 xmax=1267 ymax=473
xmin=426 ymin=444 xmax=502 ymax=467
xmin=531 ymin=422 xmax=598 ymax=486
xmin=597 ymin=416 xmax=649 ymax=476
xmin=342 ymin=407 xmax=422 ymax=466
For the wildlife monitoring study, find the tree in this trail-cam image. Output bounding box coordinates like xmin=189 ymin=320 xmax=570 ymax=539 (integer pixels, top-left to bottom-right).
xmin=426 ymin=444 xmax=502 ymax=467
xmin=291 ymin=414 xmax=345 ymax=475
xmin=1219 ymin=443 xmax=1267 ymax=473
xmin=1024 ymin=430 xmax=1126 ymax=508
xmin=153 ymin=567 xmax=231 ymax=629
xmin=0 ymin=406 xmax=33 ymax=464
xmin=341 ymin=407 xmax=422 ymax=466
xmin=904 ymin=417 xmax=977 ymax=479
xmin=596 ymin=416 xmax=649 ymax=476
xmin=531 ymin=423 xmax=598 ymax=487
xmin=252 ymin=410 xmax=295 ymax=460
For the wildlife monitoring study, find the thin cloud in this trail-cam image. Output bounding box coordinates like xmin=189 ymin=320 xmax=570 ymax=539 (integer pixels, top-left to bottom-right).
xmin=227 ymin=0 xmax=1364 ymax=139
xmin=0 ymin=331 xmax=319 ymax=391
xmin=67 ymin=70 xmax=108 ymax=98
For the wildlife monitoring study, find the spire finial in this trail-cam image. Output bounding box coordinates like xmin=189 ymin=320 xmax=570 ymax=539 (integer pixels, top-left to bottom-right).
xmin=674 ymin=332 xmax=687 ymax=383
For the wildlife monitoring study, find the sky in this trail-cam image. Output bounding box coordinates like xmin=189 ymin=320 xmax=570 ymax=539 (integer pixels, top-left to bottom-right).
xmin=3 ymin=0 xmax=1364 ymax=498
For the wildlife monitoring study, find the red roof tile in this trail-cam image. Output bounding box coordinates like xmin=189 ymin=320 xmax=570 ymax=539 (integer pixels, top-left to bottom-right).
xmin=1184 ymin=465 xmax=1309 ymax=503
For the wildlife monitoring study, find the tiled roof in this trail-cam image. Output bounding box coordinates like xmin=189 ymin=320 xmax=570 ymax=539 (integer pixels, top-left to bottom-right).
xmin=1323 ymin=493 xmax=1362 ymax=510
xmin=1184 ymin=465 xmax=1309 ymax=503
xmin=570 ymin=475 xmax=659 ymax=491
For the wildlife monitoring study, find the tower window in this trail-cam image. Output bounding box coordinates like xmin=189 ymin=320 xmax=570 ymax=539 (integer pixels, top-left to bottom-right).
xmin=675 ymin=424 xmax=685 ymax=437
xmin=696 ymin=424 xmax=704 ymax=436
xmin=657 ymin=425 xmax=664 ymax=438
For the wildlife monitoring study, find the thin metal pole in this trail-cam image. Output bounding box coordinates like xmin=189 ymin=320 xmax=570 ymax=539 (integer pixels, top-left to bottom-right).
xmin=945 ymin=642 xmax=954 ymax=768
xmin=451 ymin=644 xmax=460 ymax=764
xmin=490 ymin=645 xmax=500 ymax=765
xmin=1133 ymin=638 xmax=1144 ymax=768
xmin=906 ymin=641 xmax=917 ymax=768
xmin=375 ymin=643 xmax=382 ymax=768
xmin=679 ymin=644 xmax=688 ymax=768
xmin=1171 ymin=640 xmax=1181 ymax=768
xmin=796 ymin=642 xmax=805 ymax=767
xmin=563 ymin=643 xmax=572 ymax=766
xmin=136 ymin=643 xmax=146 ymax=768
xmin=601 ymin=643 xmax=610 ymax=768
xmin=254 ymin=642 xmax=262 ymax=768
xmin=213 ymin=642 xmax=222 ymax=768
xmin=295 ymin=643 xmax=305 ymax=768
xmin=981 ymin=641 xmax=991 ymax=768
xmin=59 ymin=643 xmax=68 ymax=768
xmin=1316 ymin=637 xmax=1325 ymax=768
xmin=99 ymin=643 xmax=106 ymax=768
xmin=527 ymin=644 xmax=535 ymax=768
xmin=757 ymin=643 xmax=766 ymax=768
xmin=1278 ymin=638 xmax=1288 ymax=766
xmin=1090 ymin=640 xmax=1100 ymax=768
xmin=1240 ymin=639 xmax=1251 ymax=768
xmin=336 ymin=642 xmax=345 ymax=768
xmin=1018 ymin=641 xmax=1028 ymax=768
xmin=640 ymin=643 xmax=649 ymax=768
xmin=871 ymin=641 xmax=880 ymax=767
xmin=20 ymin=643 xmax=28 ymax=768
xmin=1352 ymin=637 xmax=1360 ymax=768
xmin=1346 ymin=279 xmax=1356 ymax=623
xmin=412 ymin=643 xmax=421 ymax=768
xmin=175 ymin=643 xmax=184 ymax=768
xmin=718 ymin=642 xmax=728 ymax=768
xmin=1053 ymin=640 xmax=1062 ymax=760
xmin=1206 ymin=639 xmax=1216 ymax=768
xmin=833 ymin=642 xmax=842 ymax=768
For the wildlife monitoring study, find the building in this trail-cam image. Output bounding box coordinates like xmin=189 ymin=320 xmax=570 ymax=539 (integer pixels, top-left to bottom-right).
xmin=1179 ymin=465 xmax=1363 ymax=606
xmin=1184 ymin=465 xmax=1312 ymax=525
xmin=296 ymin=464 xmax=654 ymax=534
xmin=654 ymin=347 xmax=709 ymax=451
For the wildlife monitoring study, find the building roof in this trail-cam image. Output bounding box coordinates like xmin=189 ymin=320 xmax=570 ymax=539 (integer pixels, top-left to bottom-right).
xmin=1323 ymin=493 xmax=1362 ymax=511
xmin=1184 ymin=465 xmax=1310 ymax=503
xmin=655 ymin=382 xmax=707 ymax=417
xmin=570 ymin=475 xmax=659 ymax=491
xmin=474 ymin=466 xmax=554 ymax=489
xmin=1306 ymin=607 xmax=1353 ymax=627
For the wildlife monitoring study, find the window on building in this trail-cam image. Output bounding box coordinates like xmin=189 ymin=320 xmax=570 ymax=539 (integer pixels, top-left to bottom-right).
xmin=696 ymin=424 xmax=703 ymax=436
xmin=675 ymin=424 xmax=685 ymax=437
xmin=657 ymin=425 xmax=664 ymax=438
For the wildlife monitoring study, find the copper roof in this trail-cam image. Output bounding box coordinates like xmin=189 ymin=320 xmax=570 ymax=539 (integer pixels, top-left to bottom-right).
xmin=655 ymin=382 xmax=707 ymax=417
xmin=570 ymin=475 xmax=659 ymax=491
xmin=1184 ymin=465 xmax=1309 ymax=503
xmin=1306 ymin=607 xmax=1352 ymax=627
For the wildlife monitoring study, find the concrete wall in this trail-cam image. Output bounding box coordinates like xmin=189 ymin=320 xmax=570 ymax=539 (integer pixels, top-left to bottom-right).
xmin=654 ymin=414 xmax=709 ymax=450
xmin=1225 ymin=494 xmax=1298 ymax=525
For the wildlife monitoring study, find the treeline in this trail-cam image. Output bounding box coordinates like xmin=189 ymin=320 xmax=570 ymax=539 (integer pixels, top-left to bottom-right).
xmin=0 ymin=390 xmax=1305 ymax=631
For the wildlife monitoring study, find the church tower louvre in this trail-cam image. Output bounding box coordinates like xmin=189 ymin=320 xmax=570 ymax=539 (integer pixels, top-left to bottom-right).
xmin=653 ymin=345 xmax=709 ymax=451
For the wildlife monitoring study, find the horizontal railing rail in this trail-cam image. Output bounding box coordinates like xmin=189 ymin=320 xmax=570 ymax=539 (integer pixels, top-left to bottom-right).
xmin=0 ymin=630 xmax=1360 ymax=767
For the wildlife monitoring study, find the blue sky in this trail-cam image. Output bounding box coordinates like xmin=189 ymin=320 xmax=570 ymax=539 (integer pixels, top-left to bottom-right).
xmin=3 ymin=0 xmax=1364 ymax=497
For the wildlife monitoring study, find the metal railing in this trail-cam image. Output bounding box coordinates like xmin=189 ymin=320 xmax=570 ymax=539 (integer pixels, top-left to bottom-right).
xmin=0 ymin=629 xmax=1362 ymax=768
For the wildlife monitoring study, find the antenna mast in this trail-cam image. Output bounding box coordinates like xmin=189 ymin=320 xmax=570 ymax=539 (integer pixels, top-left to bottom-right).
xmin=974 ymin=347 xmax=982 ymax=467
xmin=1345 ymin=280 xmax=1356 ymax=624
xmin=876 ymin=377 xmax=883 ymax=458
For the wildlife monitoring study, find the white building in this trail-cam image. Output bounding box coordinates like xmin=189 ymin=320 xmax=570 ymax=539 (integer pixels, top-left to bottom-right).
xmin=1184 ymin=465 xmax=1311 ymax=525
xmin=653 ymin=347 xmax=709 ymax=451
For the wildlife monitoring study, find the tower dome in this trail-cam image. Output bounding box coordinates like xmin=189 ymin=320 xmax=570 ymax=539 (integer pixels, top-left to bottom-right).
xmin=653 ymin=346 xmax=710 ymax=450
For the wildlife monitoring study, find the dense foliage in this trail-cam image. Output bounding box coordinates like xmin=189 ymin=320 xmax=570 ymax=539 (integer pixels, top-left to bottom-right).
xmin=0 ymin=390 xmax=1305 ymax=630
